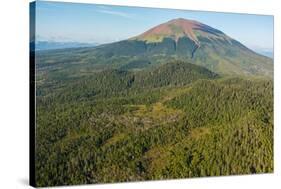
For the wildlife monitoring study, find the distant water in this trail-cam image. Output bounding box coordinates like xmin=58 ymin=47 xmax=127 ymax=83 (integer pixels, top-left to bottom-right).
xmin=254 ymin=49 xmax=273 ymax=59
xmin=35 ymin=41 xmax=97 ymax=51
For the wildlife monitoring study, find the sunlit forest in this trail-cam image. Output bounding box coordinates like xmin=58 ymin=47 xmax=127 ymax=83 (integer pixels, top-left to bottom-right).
xmin=35 ymin=60 xmax=273 ymax=186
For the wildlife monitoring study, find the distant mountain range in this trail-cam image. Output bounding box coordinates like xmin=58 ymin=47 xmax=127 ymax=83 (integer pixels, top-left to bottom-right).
xmin=34 ymin=41 xmax=97 ymax=51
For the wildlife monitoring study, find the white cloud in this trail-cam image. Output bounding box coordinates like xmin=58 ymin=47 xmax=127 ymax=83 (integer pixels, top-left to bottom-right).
xmin=96 ymin=6 xmax=134 ymax=19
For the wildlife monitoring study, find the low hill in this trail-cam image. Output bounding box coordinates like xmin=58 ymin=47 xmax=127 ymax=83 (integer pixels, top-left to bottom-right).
xmin=36 ymin=61 xmax=218 ymax=101
xmin=133 ymin=61 xmax=219 ymax=88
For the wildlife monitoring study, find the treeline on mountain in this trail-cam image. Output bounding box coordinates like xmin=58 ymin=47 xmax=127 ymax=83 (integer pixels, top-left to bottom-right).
xmin=35 ymin=31 xmax=273 ymax=78
xmin=35 ymin=60 xmax=273 ymax=186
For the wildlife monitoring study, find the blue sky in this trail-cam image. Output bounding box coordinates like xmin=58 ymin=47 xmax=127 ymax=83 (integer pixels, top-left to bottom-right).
xmin=35 ymin=1 xmax=274 ymax=52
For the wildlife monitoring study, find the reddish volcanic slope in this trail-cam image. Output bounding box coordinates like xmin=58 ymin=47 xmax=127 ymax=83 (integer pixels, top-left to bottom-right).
xmin=140 ymin=18 xmax=199 ymax=42
xmin=134 ymin=18 xmax=229 ymax=45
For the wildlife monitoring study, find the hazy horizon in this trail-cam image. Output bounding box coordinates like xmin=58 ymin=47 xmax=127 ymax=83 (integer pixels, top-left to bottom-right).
xmin=35 ymin=1 xmax=274 ymax=54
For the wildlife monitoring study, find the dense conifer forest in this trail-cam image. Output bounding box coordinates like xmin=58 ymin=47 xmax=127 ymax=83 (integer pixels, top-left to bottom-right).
xmin=35 ymin=60 xmax=273 ymax=186
xmin=33 ymin=17 xmax=273 ymax=187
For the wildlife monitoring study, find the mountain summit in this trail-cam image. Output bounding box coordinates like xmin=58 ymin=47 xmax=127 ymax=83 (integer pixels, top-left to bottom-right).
xmin=43 ymin=18 xmax=273 ymax=77
xmin=133 ymin=18 xmax=231 ymax=46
